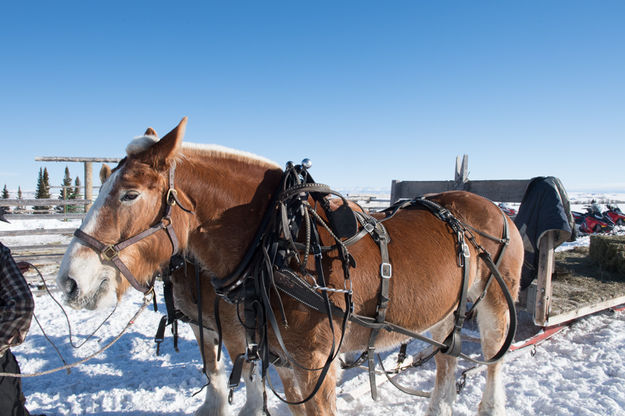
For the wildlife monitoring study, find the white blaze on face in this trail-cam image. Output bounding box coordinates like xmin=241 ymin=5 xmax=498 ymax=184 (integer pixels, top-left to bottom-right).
xmin=57 ymin=169 xmax=122 ymax=309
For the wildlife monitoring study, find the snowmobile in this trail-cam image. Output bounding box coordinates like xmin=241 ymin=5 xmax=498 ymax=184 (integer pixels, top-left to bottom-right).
xmin=572 ymin=205 xmax=615 ymax=234
xmin=604 ymin=205 xmax=625 ymax=226
xmin=498 ymin=202 xmax=517 ymax=218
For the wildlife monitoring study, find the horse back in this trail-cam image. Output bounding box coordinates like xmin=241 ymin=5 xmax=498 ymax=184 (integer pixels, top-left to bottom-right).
xmin=340 ymin=191 xmax=522 ymax=338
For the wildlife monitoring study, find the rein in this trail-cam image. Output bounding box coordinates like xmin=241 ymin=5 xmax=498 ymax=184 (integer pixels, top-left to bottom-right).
xmin=74 ymin=161 xmax=194 ymax=294
xmin=0 ymin=263 xmax=154 ymax=378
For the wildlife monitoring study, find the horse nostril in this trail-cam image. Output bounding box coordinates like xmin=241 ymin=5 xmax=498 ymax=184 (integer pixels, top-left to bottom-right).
xmin=66 ymin=277 xmax=78 ymax=298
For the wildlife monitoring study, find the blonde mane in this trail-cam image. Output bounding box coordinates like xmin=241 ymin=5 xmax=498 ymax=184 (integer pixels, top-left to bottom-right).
xmin=126 ymin=136 xmax=280 ymax=170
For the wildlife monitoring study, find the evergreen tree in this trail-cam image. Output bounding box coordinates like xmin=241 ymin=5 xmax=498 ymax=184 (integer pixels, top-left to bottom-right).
xmin=1 ymin=185 xmax=8 ymax=214
xmin=42 ymin=167 xmax=51 ymax=199
xmin=15 ymin=186 xmax=24 ymax=213
xmin=58 ymin=166 xmax=73 ymax=212
xmin=71 ymin=176 xmax=82 ymax=199
xmin=71 ymin=176 xmax=82 ymax=213
xmin=35 ymin=167 xmax=52 ymax=213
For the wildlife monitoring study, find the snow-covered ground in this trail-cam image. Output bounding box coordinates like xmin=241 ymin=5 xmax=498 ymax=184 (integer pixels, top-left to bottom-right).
xmin=2 ymin=193 xmax=625 ymax=415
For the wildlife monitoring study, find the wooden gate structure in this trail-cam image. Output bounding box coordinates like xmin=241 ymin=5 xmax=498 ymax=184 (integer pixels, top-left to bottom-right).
xmin=34 ymin=156 xmax=122 ymax=212
xmin=391 ymin=155 xmax=625 ymax=327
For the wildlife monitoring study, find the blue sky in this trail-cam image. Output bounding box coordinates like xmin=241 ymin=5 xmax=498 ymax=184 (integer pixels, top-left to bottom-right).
xmin=1 ymin=1 xmax=624 ymax=195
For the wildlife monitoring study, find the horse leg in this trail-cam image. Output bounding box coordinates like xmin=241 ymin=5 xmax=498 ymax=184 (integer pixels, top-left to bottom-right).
xmin=276 ymin=366 xmax=307 ymax=416
xmin=190 ymin=326 xmax=232 ymax=416
xmin=236 ymin=361 xmax=267 ymax=416
xmin=291 ymin=351 xmax=339 ymax=416
xmin=476 ymin=300 xmax=509 ymax=416
xmin=426 ymin=316 xmax=458 ymax=416
xmin=217 ymin=329 xmax=266 ymax=416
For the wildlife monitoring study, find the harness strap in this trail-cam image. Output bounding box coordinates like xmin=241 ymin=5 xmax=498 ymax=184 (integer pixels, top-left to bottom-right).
xmin=73 ymin=162 xmax=193 ymax=294
xmin=74 ymin=228 xmax=159 ymax=293
xmin=466 ymin=207 xmax=510 ymax=317
xmin=366 ymin=222 xmax=391 ymax=400
xmin=195 ymin=258 xmax=209 ymax=379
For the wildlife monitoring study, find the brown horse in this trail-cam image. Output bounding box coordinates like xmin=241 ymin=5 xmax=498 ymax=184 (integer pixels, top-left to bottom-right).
xmin=57 ymin=117 xmax=523 ymax=416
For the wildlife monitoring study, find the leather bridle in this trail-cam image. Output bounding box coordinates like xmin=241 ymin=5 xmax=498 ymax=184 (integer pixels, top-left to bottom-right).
xmin=73 ymin=161 xmax=193 ymax=294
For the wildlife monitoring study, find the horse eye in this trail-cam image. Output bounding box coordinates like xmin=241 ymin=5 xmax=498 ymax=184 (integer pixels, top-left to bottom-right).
xmin=121 ymin=191 xmax=140 ymax=202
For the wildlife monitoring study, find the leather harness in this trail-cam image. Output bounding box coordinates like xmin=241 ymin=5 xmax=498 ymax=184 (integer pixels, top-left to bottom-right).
xmin=73 ymin=161 xmax=194 ymax=295
xmin=73 ymin=159 xmax=517 ymax=404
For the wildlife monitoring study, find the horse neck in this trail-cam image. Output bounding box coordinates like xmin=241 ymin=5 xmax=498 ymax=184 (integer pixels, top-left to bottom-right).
xmin=179 ymin=154 xmax=282 ymax=278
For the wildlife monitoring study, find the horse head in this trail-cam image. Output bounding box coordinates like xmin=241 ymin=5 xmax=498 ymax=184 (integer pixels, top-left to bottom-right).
xmin=57 ymin=117 xmax=194 ymax=309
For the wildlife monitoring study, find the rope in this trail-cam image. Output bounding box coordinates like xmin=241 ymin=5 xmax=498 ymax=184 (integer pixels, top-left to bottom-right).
xmin=0 ymin=286 xmax=153 ymax=378
xmin=31 ymin=263 xmax=118 ymax=349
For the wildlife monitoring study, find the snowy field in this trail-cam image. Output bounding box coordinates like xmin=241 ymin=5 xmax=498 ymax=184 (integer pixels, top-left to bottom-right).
xmin=2 ymin=193 xmax=625 ymax=415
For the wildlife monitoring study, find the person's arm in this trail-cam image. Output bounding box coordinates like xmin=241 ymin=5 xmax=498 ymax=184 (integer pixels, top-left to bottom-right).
xmin=0 ymin=244 xmax=34 ymax=357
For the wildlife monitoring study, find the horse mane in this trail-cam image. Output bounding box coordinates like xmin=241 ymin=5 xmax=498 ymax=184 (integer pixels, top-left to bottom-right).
xmin=126 ymin=135 xmax=280 ymax=170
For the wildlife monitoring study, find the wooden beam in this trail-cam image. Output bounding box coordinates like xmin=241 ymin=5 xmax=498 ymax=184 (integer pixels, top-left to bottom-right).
xmin=35 ymin=156 xmax=122 ymax=163
xmin=84 ymin=161 xmax=93 ymax=212
xmin=0 ymin=228 xmax=76 ymax=237
xmin=390 ymin=179 xmax=530 ymax=203
xmin=534 ymin=231 xmax=556 ymax=326
xmin=542 ymin=294 xmax=625 ymax=327
xmin=3 ymin=213 xmax=85 ymax=220
xmin=0 ymin=199 xmax=90 ymax=206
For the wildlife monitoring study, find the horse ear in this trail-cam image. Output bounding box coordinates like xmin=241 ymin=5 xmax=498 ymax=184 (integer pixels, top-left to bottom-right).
xmin=99 ymin=164 xmax=112 ymax=184
xmin=140 ymin=117 xmax=187 ymax=169
xmin=144 ymin=127 xmax=158 ymax=138
xmin=100 ymin=163 xmax=111 ymax=184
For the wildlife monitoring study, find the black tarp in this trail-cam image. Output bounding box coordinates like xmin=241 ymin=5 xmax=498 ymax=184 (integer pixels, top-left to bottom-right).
xmin=514 ymin=176 xmax=575 ymax=289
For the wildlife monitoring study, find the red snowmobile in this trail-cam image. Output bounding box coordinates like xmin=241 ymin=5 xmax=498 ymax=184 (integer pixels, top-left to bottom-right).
xmin=604 ymin=205 xmax=625 ymax=226
xmin=572 ymin=204 xmax=615 ymax=234
xmin=498 ymin=203 xmax=517 ymax=218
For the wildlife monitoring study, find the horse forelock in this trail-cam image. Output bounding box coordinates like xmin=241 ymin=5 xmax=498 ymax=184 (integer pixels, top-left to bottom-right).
xmin=126 ymin=135 xmax=158 ymax=156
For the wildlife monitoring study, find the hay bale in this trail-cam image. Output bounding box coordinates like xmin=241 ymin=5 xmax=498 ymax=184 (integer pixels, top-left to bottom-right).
xmin=590 ymin=235 xmax=625 ymax=275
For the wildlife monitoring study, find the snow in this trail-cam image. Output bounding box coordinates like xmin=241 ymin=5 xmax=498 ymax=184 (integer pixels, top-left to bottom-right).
xmin=3 ymin=193 xmax=625 ymax=415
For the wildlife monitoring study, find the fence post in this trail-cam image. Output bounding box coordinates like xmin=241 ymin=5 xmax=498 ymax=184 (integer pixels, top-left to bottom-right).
xmin=454 ymin=154 xmax=468 ymax=190
xmin=84 ymin=161 xmax=93 ymax=213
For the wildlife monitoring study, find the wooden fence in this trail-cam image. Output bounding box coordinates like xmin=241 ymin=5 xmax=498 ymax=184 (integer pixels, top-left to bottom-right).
xmin=1 ymin=198 xmax=91 ymax=220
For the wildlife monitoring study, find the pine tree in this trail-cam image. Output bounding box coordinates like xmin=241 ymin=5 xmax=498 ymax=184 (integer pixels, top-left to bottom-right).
xmin=71 ymin=176 xmax=82 ymax=200
xmin=35 ymin=167 xmax=51 ymax=213
xmin=15 ymin=186 xmax=24 ymax=213
xmin=1 ymin=184 xmax=9 ymax=214
xmin=58 ymin=166 xmax=73 ymax=212
xmin=71 ymin=176 xmax=82 ymax=213
xmin=42 ymin=167 xmax=51 ymax=199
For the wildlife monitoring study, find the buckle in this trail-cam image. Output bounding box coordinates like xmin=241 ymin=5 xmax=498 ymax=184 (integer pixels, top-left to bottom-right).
xmin=102 ymin=245 xmax=118 ymax=261
xmin=364 ymin=222 xmax=375 ymax=233
xmin=380 ymin=262 xmax=392 ymax=279
xmin=246 ymin=343 xmax=260 ymax=361
xmin=462 ymin=242 xmax=470 ymax=258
